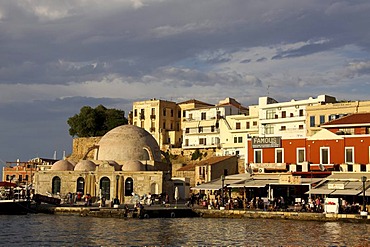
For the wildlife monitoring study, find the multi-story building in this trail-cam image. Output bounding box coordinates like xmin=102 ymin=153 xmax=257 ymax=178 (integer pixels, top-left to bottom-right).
xmin=131 ymin=99 xmax=213 ymax=151
xmin=306 ymin=100 xmax=370 ymax=136
xmin=258 ymin=95 xmax=337 ymax=139
xmin=182 ymin=98 xmax=247 ymax=151
xmin=132 ymin=99 xmax=182 ymax=150
xmin=219 ymin=105 xmax=259 ymax=158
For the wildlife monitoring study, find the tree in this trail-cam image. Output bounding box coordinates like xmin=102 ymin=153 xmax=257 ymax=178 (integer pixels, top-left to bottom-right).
xmin=67 ymin=105 xmax=128 ymax=137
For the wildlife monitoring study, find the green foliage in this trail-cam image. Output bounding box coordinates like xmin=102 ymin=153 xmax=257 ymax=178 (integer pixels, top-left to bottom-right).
xmin=67 ymin=105 xmax=128 ymax=137
xmin=191 ymin=149 xmax=202 ymax=160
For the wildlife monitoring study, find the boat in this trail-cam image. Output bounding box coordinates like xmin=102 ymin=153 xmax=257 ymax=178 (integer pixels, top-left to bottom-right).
xmin=0 ymin=181 xmax=33 ymax=214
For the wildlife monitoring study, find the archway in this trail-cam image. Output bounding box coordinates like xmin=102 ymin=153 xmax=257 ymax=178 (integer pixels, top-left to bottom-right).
xmin=100 ymin=177 xmax=111 ymax=200
xmin=52 ymin=176 xmax=61 ymax=195
xmin=150 ymin=183 xmax=159 ymax=194
xmin=125 ymin=177 xmax=133 ymax=196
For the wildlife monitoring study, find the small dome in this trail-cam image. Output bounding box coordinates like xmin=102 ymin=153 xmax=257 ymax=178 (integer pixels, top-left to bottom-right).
xmin=121 ymin=160 xmax=144 ymax=172
xmin=74 ymin=160 xmax=96 ymax=171
xmin=51 ymin=160 xmax=74 ymax=171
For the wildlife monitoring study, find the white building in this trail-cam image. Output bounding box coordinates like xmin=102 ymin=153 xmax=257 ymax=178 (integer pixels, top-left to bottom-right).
xmin=182 ymin=98 xmax=247 ymax=150
xmin=258 ymin=95 xmax=336 ymax=139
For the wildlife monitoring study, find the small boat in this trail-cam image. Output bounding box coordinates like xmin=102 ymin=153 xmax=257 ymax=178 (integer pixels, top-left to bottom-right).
xmin=0 ymin=181 xmax=33 ymax=214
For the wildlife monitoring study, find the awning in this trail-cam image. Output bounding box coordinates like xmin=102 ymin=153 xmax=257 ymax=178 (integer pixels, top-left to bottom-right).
xmin=0 ymin=182 xmax=18 ymax=187
xmin=330 ymin=190 xmax=361 ymax=196
xmin=305 ymin=189 xmax=334 ymax=195
xmin=191 ymin=184 xmax=222 ymax=190
xmin=228 ymin=179 xmax=272 ymax=188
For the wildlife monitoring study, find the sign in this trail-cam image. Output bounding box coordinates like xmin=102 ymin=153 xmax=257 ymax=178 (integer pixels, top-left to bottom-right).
xmin=279 ymin=175 xmax=301 ymax=185
xmin=252 ymin=137 xmax=281 ymax=148
xmin=328 ymin=183 xmax=345 ymax=190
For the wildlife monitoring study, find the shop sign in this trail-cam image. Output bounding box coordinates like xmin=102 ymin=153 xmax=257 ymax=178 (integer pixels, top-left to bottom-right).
xmin=279 ymin=174 xmax=301 ymax=185
xmin=252 ymin=137 xmax=282 ymax=148
xmin=328 ymin=183 xmax=345 ymax=190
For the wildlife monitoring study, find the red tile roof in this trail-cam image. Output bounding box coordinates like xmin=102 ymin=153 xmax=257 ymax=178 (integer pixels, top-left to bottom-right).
xmin=177 ymin=99 xmax=213 ymax=106
xmin=321 ymin=113 xmax=370 ymax=126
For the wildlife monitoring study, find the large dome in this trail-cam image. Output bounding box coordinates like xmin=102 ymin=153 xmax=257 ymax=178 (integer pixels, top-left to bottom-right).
xmin=51 ymin=160 xmax=74 ymax=171
xmin=97 ymin=125 xmax=161 ymax=162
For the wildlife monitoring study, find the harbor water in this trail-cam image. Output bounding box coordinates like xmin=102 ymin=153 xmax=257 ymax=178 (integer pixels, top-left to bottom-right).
xmin=1 ymin=214 xmax=370 ymax=246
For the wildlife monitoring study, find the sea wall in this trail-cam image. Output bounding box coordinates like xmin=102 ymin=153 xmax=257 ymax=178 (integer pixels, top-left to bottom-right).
xmin=194 ymin=209 xmax=370 ymax=223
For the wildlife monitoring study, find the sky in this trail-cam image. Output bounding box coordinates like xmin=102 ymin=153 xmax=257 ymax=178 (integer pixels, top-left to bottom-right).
xmin=1 ymin=0 xmax=370 ymax=165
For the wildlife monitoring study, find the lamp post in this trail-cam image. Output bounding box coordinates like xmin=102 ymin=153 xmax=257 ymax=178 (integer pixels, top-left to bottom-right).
xmin=221 ymin=175 xmax=225 ymax=209
xmin=361 ymin=176 xmax=367 ymax=216
xmin=116 ymin=175 xmax=120 ymax=199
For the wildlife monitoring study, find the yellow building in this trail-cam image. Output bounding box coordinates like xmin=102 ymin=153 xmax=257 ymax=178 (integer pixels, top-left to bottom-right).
xmin=306 ymin=100 xmax=370 ymax=136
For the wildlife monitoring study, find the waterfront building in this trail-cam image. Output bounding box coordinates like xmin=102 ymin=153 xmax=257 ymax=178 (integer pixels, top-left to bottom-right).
xmin=258 ymin=95 xmax=336 ymax=139
xmin=306 ymin=100 xmax=370 ymax=136
xmin=246 ymin=112 xmax=370 ymax=174
xmin=34 ymin=125 xmax=173 ymax=205
xmin=2 ymin=158 xmax=57 ymax=187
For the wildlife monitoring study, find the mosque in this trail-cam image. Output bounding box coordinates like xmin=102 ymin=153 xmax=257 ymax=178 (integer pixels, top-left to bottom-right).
xmin=33 ymin=125 xmax=173 ymax=205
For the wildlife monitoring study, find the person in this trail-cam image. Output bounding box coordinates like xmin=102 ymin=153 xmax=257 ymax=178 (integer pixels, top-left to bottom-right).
xmin=101 ymin=196 xmax=106 ymax=207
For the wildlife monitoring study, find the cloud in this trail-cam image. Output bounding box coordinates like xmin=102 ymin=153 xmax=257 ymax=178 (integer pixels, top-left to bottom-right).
xmin=343 ymin=61 xmax=370 ymax=78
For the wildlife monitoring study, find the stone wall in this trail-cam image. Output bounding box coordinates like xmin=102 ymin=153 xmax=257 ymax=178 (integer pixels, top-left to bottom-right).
xmin=68 ymin=137 xmax=102 ymax=163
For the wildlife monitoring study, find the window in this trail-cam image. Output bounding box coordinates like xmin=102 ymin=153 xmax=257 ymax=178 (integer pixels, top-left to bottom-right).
xmin=236 ymin=122 xmax=241 ymax=129
xmin=140 ymin=109 xmax=145 ymax=120
xmin=188 ymin=113 xmax=193 ymax=119
xmin=297 ymin=148 xmax=305 ymax=164
xmin=290 ymin=113 xmax=294 ymax=117
xmin=320 ymin=147 xmax=330 ymax=164
xmin=52 ymin=176 xmax=61 ymax=194
xmin=254 ymin=149 xmax=262 ymax=163
xmin=299 ymin=125 xmax=304 ymax=129
xmin=280 ymin=126 xmax=286 ymax=131
xmin=234 ymin=137 xmax=238 ymax=143
xmin=163 ymin=121 xmax=166 ymax=129
xmin=163 ymin=108 xmax=166 ymax=116
xmin=299 ymin=109 xmax=304 ymax=116
xmin=265 ymin=124 xmax=274 ymax=134
xmin=185 ymin=139 xmax=189 ymax=146
xmin=185 ymin=128 xmax=190 ymax=133
xmin=310 ymin=116 xmax=315 ymax=127
xmin=246 ymin=122 xmax=250 ymax=129
xmin=183 ymin=111 xmax=186 ymax=117
xmin=266 ymin=110 xmax=276 ymax=119
xmin=211 ymin=126 xmax=215 ymax=132
xmin=178 ymin=110 xmax=181 ymax=118
xmin=345 ymin=147 xmax=354 ymax=164
xmin=198 ymin=127 xmax=203 ymax=133
xmin=100 ymin=177 xmax=111 ymax=200
xmin=253 ymin=121 xmax=257 ymax=126
xmin=171 ymin=109 xmax=174 ymax=117
xmin=320 ymin=115 xmax=325 ymax=124
xmin=124 ymin=177 xmax=133 ymax=196
xmin=281 ymin=111 xmax=286 ymax=118
xmin=275 ymin=148 xmax=284 ymax=163
xmin=199 ymin=138 xmax=206 ymax=145
xmin=238 ymin=137 xmax=243 ymax=143
xmin=134 ymin=109 xmax=137 ymax=117
xmin=77 ymin=177 xmax=84 ymax=194
xmin=151 ymin=108 xmax=155 ymax=115
xmin=201 ymin=112 xmax=206 ymax=120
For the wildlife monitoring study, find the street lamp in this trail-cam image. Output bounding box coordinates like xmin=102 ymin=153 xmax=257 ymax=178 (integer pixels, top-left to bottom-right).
xmin=361 ymin=176 xmax=367 ymax=216
xmin=221 ymin=175 xmax=225 ymax=209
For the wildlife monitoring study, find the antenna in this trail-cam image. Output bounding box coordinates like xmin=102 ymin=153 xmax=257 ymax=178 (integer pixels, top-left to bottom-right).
xmin=53 ymin=151 xmax=57 ymax=160
xmin=267 ymin=85 xmax=270 ymax=96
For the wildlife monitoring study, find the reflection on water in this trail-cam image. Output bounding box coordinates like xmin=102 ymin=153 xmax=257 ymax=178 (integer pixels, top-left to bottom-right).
xmin=0 ymin=214 xmax=370 ymax=246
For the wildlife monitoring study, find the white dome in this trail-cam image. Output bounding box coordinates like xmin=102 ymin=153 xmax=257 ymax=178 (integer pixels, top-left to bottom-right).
xmin=97 ymin=125 xmax=161 ymax=162
xmin=121 ymin=160 xmax=145 ymax=172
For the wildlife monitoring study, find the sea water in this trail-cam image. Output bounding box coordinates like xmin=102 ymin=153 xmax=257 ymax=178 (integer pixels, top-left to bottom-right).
xmin=0 ymin=214 xmax=369 ymax=246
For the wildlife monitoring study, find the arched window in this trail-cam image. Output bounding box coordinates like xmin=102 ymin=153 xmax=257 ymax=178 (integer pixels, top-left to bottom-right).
xmin=125 ymin=177 xmax=134 ymax=196
xmin=52 ymin=176 xmax=61 ymax=195
xmin=100 ymin=177 xmax=111 ymax=200
xmin=150 ymin=183 xmax=159 ymax=194
xmin=76 ymin=177 xmax=84 ymax=194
